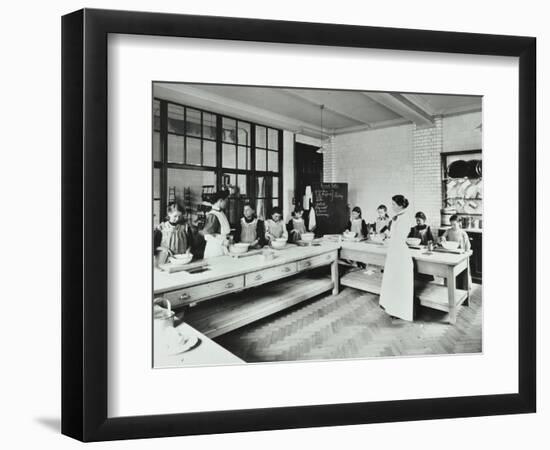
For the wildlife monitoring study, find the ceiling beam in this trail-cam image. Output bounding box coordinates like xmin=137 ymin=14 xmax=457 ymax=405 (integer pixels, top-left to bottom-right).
xmin=280 ymin=88 xmax=371 ymax=128
xmin=362 ymin=92 xmax=434 ymax=126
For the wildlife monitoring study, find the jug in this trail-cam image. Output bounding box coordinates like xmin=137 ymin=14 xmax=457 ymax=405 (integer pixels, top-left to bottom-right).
xmin=153 ymin=298 xmax=175 ymax=339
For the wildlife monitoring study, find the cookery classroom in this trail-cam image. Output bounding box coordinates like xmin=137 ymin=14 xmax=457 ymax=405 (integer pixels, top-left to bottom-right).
xmin=152 ymin=83 xmax=483 ymax=368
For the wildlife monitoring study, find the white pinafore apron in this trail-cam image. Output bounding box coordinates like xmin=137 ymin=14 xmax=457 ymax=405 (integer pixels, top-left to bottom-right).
xmin=379 ymin=209 xmax=414 ymax=321
xmin=204 ymin=208 xmax=231 ymax=259
xmin=240 ymin=218 xmax=258 ymax=243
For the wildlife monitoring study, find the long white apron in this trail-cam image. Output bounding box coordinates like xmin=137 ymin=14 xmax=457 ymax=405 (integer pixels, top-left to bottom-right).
xmin=204 ymin=209 xmax=231 ymax=259
xmin=379 ymin=210 xmax=414 ymax=321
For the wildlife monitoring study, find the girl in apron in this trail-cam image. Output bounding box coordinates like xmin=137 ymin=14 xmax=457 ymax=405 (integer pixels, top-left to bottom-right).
xmin=265 ymin=207 xmax=288 ymax=243
xmin=154 ymin=203 xmax=194 ymax=265
xmin=374 ymin=204 xmax=392 ymax=236
xmin=287 ymin=204 xmax=307 ymax=243
xmin=234 ymin=204 xmax=265 ymax=249
xmin=345 ymin=206 xmax=369 ymax=239
xmin=201 ymin=190 xmax=231 ymax=259
xmin=379 ymin=195 xmax=414 ymax=321
xmin=407 ymin=211 xmax=435 ymax=245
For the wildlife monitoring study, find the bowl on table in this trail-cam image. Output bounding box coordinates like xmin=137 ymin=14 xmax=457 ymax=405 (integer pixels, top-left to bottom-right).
xmin=343 ymin=231 xmax=356 ymax=240
xmin=230 ymin=243 xmax=250 ymax=254
xmin=300 ymin=232 xmax=315 ymax=243
xmin=441 ymin=241 xmax=460 ymax=250
xmin=370 ymin=234 xmax=385 ymax=243
xmin=271 ymin=238 xmax=287 ymax=250
xmin=406 ymin=238 xmax=421 ymax=246
xmin=169 ymin=253 xmax=193 ymax=265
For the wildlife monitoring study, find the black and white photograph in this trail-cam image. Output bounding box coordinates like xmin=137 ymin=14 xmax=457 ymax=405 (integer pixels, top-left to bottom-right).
xmin=151 ymin=83 xmax=483 ymax=368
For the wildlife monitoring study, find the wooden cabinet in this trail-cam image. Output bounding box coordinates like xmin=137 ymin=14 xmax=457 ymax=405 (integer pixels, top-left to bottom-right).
xmin=469 ymin=232 xmax=482 ymax=284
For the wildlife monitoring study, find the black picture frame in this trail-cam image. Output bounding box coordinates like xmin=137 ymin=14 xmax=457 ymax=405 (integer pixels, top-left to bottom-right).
xmin=61 ymin=8 xmax=536 ymax=442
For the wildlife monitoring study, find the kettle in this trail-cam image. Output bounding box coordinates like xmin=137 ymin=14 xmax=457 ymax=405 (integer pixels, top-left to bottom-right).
xmin=153 ymin=298 xmax=176 ymax=344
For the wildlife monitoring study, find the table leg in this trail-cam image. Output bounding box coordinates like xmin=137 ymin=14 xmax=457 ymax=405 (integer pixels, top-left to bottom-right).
xmin=447 ymin=267 xmax=457 ymax=325
xmin=331 ymin=259 xmax=339 ymax=295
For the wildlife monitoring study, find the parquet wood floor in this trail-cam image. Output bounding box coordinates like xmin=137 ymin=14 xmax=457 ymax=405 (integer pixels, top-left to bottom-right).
xmin=216 ymin=284 xmax=482 ymax=362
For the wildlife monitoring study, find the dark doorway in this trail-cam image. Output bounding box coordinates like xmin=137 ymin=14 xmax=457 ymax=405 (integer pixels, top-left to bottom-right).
xmin=294 ymin=142 xmax=323 ymax=207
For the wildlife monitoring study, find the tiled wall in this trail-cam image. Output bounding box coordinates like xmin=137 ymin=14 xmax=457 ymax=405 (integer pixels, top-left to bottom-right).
xmin=412 ymin=118 xmax=443 ymax=226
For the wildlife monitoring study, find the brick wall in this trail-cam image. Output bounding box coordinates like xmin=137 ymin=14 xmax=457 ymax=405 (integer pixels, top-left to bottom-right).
xmin=412 ymin=117 xmax=443 ymax=226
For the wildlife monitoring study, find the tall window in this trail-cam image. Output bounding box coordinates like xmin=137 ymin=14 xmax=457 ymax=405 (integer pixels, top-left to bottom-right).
xmin=153 ymin=98 xmax=283 ymax=228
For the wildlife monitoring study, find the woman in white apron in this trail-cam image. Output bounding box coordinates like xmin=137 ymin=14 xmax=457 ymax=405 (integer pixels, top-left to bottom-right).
xmin=379 ymin=194 xmax=414 ymax=321
xmin=201 ymin=190 xmax=231 ymax=259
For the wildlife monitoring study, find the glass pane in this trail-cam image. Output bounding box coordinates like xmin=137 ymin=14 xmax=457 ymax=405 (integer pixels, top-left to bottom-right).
xmin=186 ymin=137 xmax=201 ymax=165
xmin=186 ymin=108 xmax=201 ymax=137
xmin=153 ymin=200 xmax=161 ymax=227
xmin=268 ymin=151 xmax=278 ymax=172
xmin=223 ymin=143 xmax=236 ymax=168
xmin=153 ymin=168 xmax=161 ymax=199
xmin=272 ymin=176 xmax=279 ymax=198
xmin=255 ymin=149 xmax=266 ymax=171
xmin=153 ymin=131 xmax=161 ymax=161
xmin=272 ymin=198 xmax=279 ymax=208
xmin=268 ymin=128 xmax=279 ymax=150
xmin=203 ymin=112 xmax=217 ymax=140
xmin=238 ymin=122 xmax=251 ymax=146
xmin=237 ymin=175 xmax=247 ymax=196
xmin=167 ymin=134 xmax=184 ymax=163
xmin=153 ymin=100 xmax=160 ymax=131
xmin=256 ymin=125 xmax=267 ymax=148
xmin=222 ymin=118 xmax=236 ymax=143
xmin=222 ymin=173 xmax=237 ymax=191
xmin=167 ymin=104 xmax=185 ymax=134
xmin=203 ymin=140 xmax=216 ymax=167
xmin=166 ymin=169 xmax=216 ymax=227
xmin=237 ymin=145 xmax=249 ymax=170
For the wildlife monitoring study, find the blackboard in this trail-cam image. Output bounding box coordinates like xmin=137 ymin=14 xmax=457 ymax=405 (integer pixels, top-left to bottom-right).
xmin=310 ymin=183 xmax=348 ymax=236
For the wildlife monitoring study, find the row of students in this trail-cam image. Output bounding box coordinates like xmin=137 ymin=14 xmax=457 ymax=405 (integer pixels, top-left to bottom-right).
xmin=155 ymin=200 xmax=312 ymax=260
xmin=344 ymin=205 xmax=469 ymax=249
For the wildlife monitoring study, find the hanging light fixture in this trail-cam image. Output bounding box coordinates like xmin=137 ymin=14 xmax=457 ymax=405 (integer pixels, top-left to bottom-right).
xmin=316 ymin=104 xmax=326 ymax=154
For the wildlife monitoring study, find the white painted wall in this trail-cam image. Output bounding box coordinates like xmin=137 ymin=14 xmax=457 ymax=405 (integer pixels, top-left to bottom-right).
xmin=330 ymin=124 xmax=414 ymax=223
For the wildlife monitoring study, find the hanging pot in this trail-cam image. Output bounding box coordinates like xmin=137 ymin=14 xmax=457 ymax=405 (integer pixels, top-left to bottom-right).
xmin=466 ymin=159 xmax=481 ymax=178
xmin=448 ymin=160 xmax=468 ymax=178
xmin=476 ymin=160 xmax=482 ymax=177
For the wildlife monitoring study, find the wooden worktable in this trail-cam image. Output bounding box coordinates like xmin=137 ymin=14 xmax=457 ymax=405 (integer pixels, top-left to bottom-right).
xmin=340 ymin=241 xmax=472 ymax=324
xmin=154 ymin=243 xmax=340 ymax=344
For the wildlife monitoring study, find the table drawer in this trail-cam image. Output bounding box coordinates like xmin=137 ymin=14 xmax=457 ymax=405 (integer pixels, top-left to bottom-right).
xmin=297 ymin=251 xmax=337 ymax=271
xmin=245 ymin=262 xmax=297 ymax=287
xmin=164 ymin=275 xmax=244 ymax=308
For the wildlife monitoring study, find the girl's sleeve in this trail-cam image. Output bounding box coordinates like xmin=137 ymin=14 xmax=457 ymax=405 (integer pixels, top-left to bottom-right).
xmin=426 ymin=226 xmax=435 ymax=243
xmin=257 ymin=220 xmax=266 ymax=246
xmin=361 ymin=220 xmax=369 ymax=237
xmin=407 ymin=227 xmax=415 ymax=238
xmin=282 ymin=225 xmax=288 ymax=240
xmin=286 ymin=219 xmax=294 ymax=234
xmin=201 ymin=214 xmax=220 ymax=236
xmin=234 ymin=220 xmax=242 ymax=243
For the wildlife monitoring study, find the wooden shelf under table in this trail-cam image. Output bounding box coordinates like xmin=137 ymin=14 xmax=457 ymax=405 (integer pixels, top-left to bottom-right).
xmin=185 ymin=272 xmax=334 ymax=338
xmin=340 ymin=269 xmax=468 ymax=315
